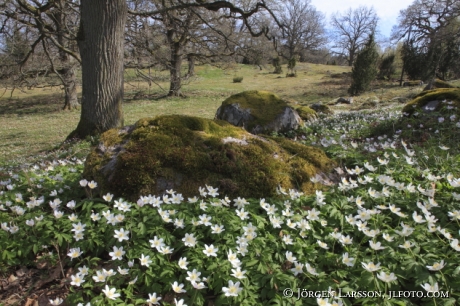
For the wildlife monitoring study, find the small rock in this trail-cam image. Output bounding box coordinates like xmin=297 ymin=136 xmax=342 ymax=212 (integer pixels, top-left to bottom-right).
xmin=421 ymin=100 xmax=441 ymax=112
xmin=336 ymin=97 xmax=353 ymax=104
xmin=8 ymin=274 xmax=18 ymax=282
xmin=16 ymin=266 xmax=28 ymax=277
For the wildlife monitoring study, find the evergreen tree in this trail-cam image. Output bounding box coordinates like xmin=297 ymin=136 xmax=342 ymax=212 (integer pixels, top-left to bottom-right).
xmin=348 ymin=34 xmax=379 ymax=95
xmin=378 ymin=53 xmax=396 ymax=80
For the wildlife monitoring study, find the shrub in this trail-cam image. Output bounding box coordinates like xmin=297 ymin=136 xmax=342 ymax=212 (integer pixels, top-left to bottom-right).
xmin=233 ymin=76 xmax=243 ymax=83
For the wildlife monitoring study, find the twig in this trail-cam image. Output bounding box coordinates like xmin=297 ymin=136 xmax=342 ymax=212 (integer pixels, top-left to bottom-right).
xmin=52 ymin=242 xmax=67 ymax=281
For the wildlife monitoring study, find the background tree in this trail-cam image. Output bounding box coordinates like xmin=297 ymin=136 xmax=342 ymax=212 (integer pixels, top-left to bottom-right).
xmin=400 ymin=40 xmax=426 ymax=80
xmin=69 ymin=0 xmax=281 ymax=138
xmin=0 ymin=0 xmax=81 ymax=109
xmin=287 ymin=56 xmax=296 ymax=76
xmin=272 ymin=56 xmax=282 ymax=74
xmin=276 ymin=0 xmax=327 ymax=61
xmin=348 ymin=33 xmax=379 ymax=95
xmin=392 ymin=0 xmax=460 ymax=82
xmin=126 ymin=0 xmax=261 ymax=96
xmin=330 ymin=6 xmax=379 ymax=66
xmin=238 ymin=34 xmax=274 ymax=68
xmin=378 ymin=52 xmax=396 ymax=80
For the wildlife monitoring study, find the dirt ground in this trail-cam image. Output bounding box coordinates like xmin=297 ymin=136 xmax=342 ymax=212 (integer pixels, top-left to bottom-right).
xmin=1 ymin=264 xmax=71 ymax=306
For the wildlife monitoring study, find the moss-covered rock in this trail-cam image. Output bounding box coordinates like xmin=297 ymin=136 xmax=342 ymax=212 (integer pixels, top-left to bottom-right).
xmin=423 ymin=79 xmax=458 ymax=91
xmin=309 ymin=103 xmax=334 ymax=115
xmin=84 ymin=115 xmax=335 ymax=201
xmin=296 ymin=106 xmax=318 ymax=121
xmin=402 ymin=88 xmax=460 ymax=116
xmin=215 ymin=90 xmax=302 ymax=134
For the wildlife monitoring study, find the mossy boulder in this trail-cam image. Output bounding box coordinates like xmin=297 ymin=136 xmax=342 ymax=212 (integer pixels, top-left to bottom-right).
xmin=84 ymin=115 xmax=335 ymax=201
xmin=215 ymin=90 xmax=302 ymax=134
xmin=402 ymin=88 xmax=460 ymax=116
xmin=296 ymin=106 xmax=318 ymax=121
xmin=309 ymin=103 xmax=334 ymax=115
xmin=423 ymin=79 xmax=458 ymax=91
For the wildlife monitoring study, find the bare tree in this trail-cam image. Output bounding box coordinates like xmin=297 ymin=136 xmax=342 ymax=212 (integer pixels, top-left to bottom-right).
xmin=330 ymin=6 xmax=379 ymax=66
xmin=68 ymin=0 xmax=281 ymax=138
xmin=126 ymin=0 xmax=264 ymax=96
xmin=391 ymin=0 xmax=460 ymax=82
xmin=0 ymin=0 xmax=81 ymax=109
xmin=0 ymin=18 xmax=46 ymax=91
xmin=277 ymin=0 xmax=327 ymax=60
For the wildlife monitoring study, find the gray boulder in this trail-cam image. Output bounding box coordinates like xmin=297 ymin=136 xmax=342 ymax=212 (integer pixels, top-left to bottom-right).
xmin=215 ymin=90 xmax=302 ymax=134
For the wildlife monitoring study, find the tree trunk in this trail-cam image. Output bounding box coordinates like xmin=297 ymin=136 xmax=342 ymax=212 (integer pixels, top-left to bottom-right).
xmin=168 ymin=41 xmax=183 ymax=96
xmin=61 ymin=66 xmax=78 ymax=110
xmin=68 ymin=0 xmax=127 ymax=139
xmin=54 ymin=0 xmax=79 ymax=110
xmin=186 ymin=54 xmax=195 ymax=77
xmin=348 ymin=50 xmax=355 ymax=66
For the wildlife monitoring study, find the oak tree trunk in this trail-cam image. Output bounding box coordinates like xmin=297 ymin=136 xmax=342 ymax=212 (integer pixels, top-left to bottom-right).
xmin=61 ymin=65 xmax=78 ymax=110
xmin=54 ymin=0 xmax=79 ymax=110
xmin=186 ymin=54 xmax=195 ymax=77
xmin=68 ymin=0 xmax=127 ymax=139
xmin=168 ymin=40 xmax=183 ymax=97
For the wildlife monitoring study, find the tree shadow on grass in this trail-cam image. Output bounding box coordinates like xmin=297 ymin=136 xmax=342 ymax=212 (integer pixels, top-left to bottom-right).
xmin=0 ymin=93 xmax=69 ymax=116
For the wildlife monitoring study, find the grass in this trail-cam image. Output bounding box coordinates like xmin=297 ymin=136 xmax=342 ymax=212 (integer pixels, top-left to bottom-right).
xmin=0 ymin=63 xmax=454 ymax=166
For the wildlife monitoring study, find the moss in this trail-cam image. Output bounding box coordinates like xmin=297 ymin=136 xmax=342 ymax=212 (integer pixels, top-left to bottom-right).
xmin=308 ymin=103 xmax=334 ymax=115
xmin=84 ymin=114 xmax=335 ymax=201
xmin=424 ymin=79 xmax=458 ymax=90
xmin=402 ymin=88 xmax=460 ymax=115
xmin=296 ymin=106 xmax=317 ymax=121
xmin=220 ymin=91 xmax=289 ymax=131
xmin=99 ymin=128 xmax=125 ymax=148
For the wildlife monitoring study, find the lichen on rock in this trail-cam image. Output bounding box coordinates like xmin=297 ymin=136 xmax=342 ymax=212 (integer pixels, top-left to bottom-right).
xmin=215 ymin=90 xmax=302 ymax=134
xmin=84 ymin=115 xmax=335 ymax=201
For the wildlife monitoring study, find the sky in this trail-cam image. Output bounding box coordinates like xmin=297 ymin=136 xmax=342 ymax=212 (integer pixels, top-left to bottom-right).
xmin=310 ymin=0 xmax=414 ymax=40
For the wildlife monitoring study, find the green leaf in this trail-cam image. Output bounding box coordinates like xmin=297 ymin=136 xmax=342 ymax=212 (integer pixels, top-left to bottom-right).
xmin=452 ymin=266 xmax=460 ymax=276
xmin=246 ymin=259 xmax=259 ymax=267
xmin=137 ymin=222 xmax=146 ymax=236
xmin=443 ymin=298 xmax=457 ymax=306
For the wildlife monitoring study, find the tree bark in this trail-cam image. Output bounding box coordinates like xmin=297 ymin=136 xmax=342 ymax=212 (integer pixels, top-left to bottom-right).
xmin=61 ymin=66 xmax=78 ymax=110
xmin=186 ymin=54 xmax=195 ymax=77
xmin=68 ymin=0 xmax=127 ymax=139
xmin=55 ymin=0 xmax=79 ymax=110
xmin=348 ymin=48 xmax=355 ymax=66
xmin=168 ymin=40 xmax=183 ymax=96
